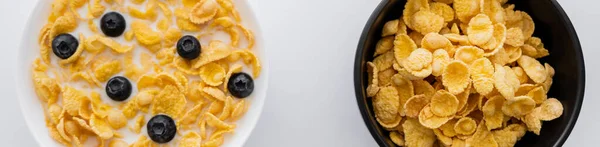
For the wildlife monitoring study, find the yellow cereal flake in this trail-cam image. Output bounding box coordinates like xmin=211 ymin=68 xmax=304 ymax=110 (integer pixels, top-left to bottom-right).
xmin=465 ymin=123 xmax=498 ymax=147
xmin=389 ymin=131 xmax=405 ymax=146
xmin=199 ymin=63 xmax=226 ymax=86
xmin=454 ymin=117 xmax=476 ymax=135
xmin=430 ymin=2 xmax=454 ymax=22
xmin=403 ymin=48 xmax=433 ymax=78
xmin=391 ymin=74 xmax=414 ymax=116
xmin=430 ymin=90 xmax=459 ymax=117
xmin=467 ymin=14 xmax=494 ymax=46
xmin=442 ymin=60 xmax=470 ymax=95
xmin=505 ymin=27 xmax=525 ymax=47
xmin=493 ymin=64 xmax=519 ymax=100
xmin=382 ymin=19 xmax=400 ymax=37
xmin=97 ymin=35 xmax=134 ymax=53
xmin=517 ymin=55 xmax=547 ymax=84
xmin=454 ymin=46 xmax=484 ymax=65
xmin=431 ymin=48 xmax=450 ymax=77
xmin=108 ymin=139 xmax=129 ymax=147
xmin=411 ymin=9 xmax=445 ymax=35
xmin=375 ymin=36 xmax=395 ymax=57
xmin=421 ymin=33 xmax=453 ymax=53
xmin=93 ymin=60 xmax=122 ymax=82
xmin=412 ymin=80 xmax=435 ymax=98
xmin=393 ymin=34 xmax=417 ymax=66
xmin=90 ymin=115 xmax=114 ymax=139
xmin=107 ymin=110 xmax=127 ymax=129
xmin=469 ymin=58 xmax=495 ymax=95
xmin=403 ymin=118 xmax=436 ymax=146
xmin=454 ymin=0 xmax=480 ymax=22
xmin=62 ymin=86 xmax=85 ymax=116
xmin=132 ymin=20 xmax=161 ymax=46
xmin=482 ymin=95 xmax=505 ymax=130
xmin=403 ymin=0 xmax=430 ymax=30
xmin=152 ymin=85 xmax=187 ymax=118
xmin=189 ymin=0 xmax=218 ymax=24
xmin=502 ymin=95 xmax=535 ymax=117
xmin=374 ymin=86 xmax=402 ymax=127
xmin=192 ymin=41 xmax=233 ymax=68
xmin=164 ymin=28 xmax=183 ymax=47
xmin=179 ymin=132 xmax=202 ymax=147
xmin=404 ymin=94 xmax=429 ymax=118
xmin=419 ymin=105 xmax=452 ymax=129
xmin=532 ymin=98 xmax=563 ymax=121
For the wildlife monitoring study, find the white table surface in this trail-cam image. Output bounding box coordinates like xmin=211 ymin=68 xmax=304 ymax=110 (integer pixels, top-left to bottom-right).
xmin=1 ymin=0 xmax=597 ymax=146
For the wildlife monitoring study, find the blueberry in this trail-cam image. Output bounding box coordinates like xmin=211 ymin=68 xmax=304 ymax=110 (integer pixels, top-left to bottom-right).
xmin=105 ymin=76 xmax=132 ymax=101
xmin=147 ymin=114 xmax=176 ymax=143
xmin=176 ymin=35 xmax=201 ymax=60
xmin=51 ymin=33 xmax=79 ymax=59
xmin=100 ymin=12 xmax=126 ymax=37
xmin=227 ymin=72 xmax=254 ymax=98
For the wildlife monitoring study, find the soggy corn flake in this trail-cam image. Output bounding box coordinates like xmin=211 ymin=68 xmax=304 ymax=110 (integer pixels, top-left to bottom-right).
xmin=199 ymin=62 xmax=227 ymax=86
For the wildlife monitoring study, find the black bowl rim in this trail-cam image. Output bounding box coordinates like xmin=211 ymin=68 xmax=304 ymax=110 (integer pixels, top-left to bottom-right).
xmin=353 ymin=0 xmax=585 ymax=146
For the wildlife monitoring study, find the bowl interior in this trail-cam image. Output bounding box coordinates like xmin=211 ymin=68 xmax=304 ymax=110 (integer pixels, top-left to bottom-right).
xmin=16 ymin=0 xmax=268 ymax=146
xmin=354 ymin=0 xmax=584 ymax=146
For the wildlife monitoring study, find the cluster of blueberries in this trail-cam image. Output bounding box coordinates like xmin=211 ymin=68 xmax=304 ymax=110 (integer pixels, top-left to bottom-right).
xmin=51 ymin=12 xmax=255 ymax=143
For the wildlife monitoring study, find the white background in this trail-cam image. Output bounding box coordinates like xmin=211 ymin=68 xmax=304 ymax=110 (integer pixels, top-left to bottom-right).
xmin=1 ymin=0 xmax=598 ymax=146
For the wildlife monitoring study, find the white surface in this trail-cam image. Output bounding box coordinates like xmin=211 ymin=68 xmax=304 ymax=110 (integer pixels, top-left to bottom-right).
xmin=14 ymin=0 xmax=268 ymax=146
xmin=0 ymin=0 xmax=598 ymax=146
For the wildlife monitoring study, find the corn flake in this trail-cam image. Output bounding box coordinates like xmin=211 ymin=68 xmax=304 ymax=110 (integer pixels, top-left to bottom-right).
xmin=375 ymin=36 xmax=395 ymax=56
xmin=374 ymin=86 xmax=401 ymax=126
xmin=467 ymin=14 xmax=494 ymax=46
xmin=411 ymin=9 xmax=445 ymax=35
xmin=470 ymin=58 xmax=495 ymax=95
xmin=152 ymin=85 xmax=187 ymax=118
xmin=454 ymin=117 xmax=476 ymax=135
xmin=419 ymin=105 xmax=452 ymax=129
xmin=404 ymin=94 xmax=429 ymax=118
xmin=199 ymin=62 xmax=226 ymax=86
xmin=430 ymin=90 xmax=459 ymax=117
xmin=502 ymin=95 xmax=535 ymax=117
xmin=517 ymin=55 xmax=547 ymax=84
xmin=431 ymin=49 xmax=450 ymax=77
xmin=442 ymin=60 xmax=470 ymax=95
xmin=393 ymin=34 xmax=418 ymax=66
xmin=532 ymin=98 xmax=563 ymax=121
xmin=482 ymin=95 xmax=505 ymax=130
xmin=403 ymin=118 xmax=436 ymax=147
xmin=389 ymin=131 xmax=405 ymax=146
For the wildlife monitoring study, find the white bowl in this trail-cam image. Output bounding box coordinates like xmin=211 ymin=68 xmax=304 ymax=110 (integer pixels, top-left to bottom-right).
xmin=16 ymin=0 xmax=268 ymax=146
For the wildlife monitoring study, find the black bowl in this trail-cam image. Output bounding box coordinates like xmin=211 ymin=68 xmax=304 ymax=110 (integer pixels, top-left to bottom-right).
xmin=354 ymin=0 xmax=585 ymax=146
